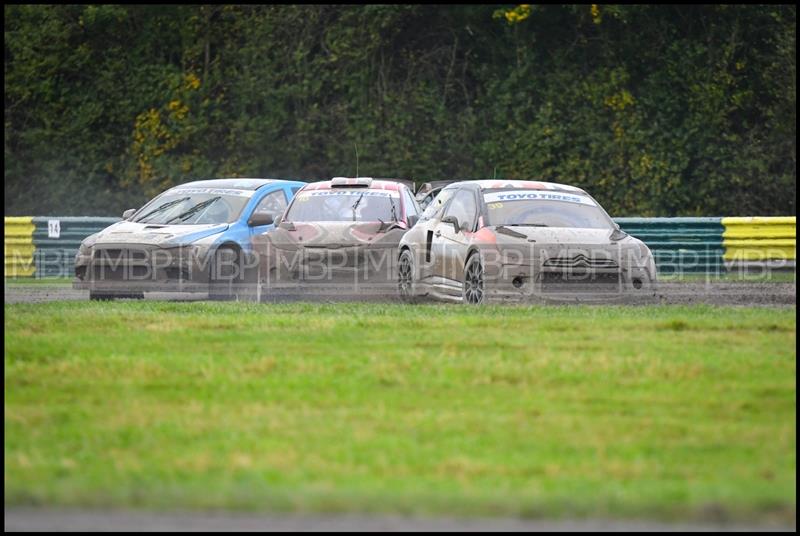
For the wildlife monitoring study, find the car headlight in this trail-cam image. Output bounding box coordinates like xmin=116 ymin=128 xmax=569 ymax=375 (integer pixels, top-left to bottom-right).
xmin=189 ymin=243 xmax=213 ymax=263
xmin=629 ymin=240 xmax=656 ymax=279
xmin=78 ymin=233 xmax=99 ymax=256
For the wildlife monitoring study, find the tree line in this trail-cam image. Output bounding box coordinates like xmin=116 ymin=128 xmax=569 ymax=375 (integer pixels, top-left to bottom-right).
xmin=4 ymin=5 xmax=796 ymax=216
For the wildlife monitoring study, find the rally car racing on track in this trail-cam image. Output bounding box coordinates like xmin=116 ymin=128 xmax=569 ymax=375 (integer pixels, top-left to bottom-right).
xmin=397 ymin=180 xmax=657 ymax=304
xmin=73 ymin=178 xmax=305 ymax=300
xmin=250 ymin=177 xmax=422 ymax=300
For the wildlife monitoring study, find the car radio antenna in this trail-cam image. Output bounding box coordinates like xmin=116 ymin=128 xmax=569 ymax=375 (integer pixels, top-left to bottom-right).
xmin=493 ymin=166 xmax=497 ymax=179
xmin=354 ymin=142 xmax=359 ymax=177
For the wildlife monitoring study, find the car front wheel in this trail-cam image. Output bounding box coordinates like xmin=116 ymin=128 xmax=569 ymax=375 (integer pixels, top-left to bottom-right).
xmin=398 ymin=249 xmax=418 ymax=303
xmin=462 ymin=254 xmax=485 ymax=305
xmin=208 ymin=246 xmax=240 ymax=301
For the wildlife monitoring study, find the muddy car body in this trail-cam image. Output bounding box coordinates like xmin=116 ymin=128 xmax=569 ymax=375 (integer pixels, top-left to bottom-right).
xmin=73 ymin=178 xmax=305 ymax=300
xmin=251 ymin=177 xmax=422 ymax=300
xmin=398 ymin=180 xmax=657 ymax=304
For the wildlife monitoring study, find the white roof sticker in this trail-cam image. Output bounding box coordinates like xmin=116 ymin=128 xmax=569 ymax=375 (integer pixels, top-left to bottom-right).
xmin=171 ymin=187 xmax=254 ymax=198
xmin=302 ymin=190 xmax=400 ymax=198
xmin=483 ymin=190 xmax=596 ymax=206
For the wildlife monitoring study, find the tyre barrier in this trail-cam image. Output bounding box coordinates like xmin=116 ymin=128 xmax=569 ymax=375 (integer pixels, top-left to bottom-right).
xmin=721 ymin=217 xmax=796 ymax=272
xmin=3 ymin=216 xmax=795 ymax=277
xmin=5 ymin=217 xmax=119 ymax=278
xmin=615 ymin=217 xmax=726 ymax=274
xmin=4 ymin=217 xmax=35 ymax=277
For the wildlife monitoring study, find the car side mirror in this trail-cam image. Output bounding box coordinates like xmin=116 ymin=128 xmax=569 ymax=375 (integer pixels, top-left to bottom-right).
xmin=122 ymin=208 xmax=137 ymax=220
xmin=248 ymin=212 xmax=275 ymax=227
xmin=407 ymin=214 xmax=419 ymax=227
xmin=442 ymin=215 xmax=460 ymax=234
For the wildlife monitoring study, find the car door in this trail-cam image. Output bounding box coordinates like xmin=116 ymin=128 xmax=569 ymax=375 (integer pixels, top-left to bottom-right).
xmin=435 ymin=188 xmax=478 ymax=285
xmin=247 ymin=188 xmax=289 ymax=237
xmin=416 ymin=187 xmax=456 ymax=284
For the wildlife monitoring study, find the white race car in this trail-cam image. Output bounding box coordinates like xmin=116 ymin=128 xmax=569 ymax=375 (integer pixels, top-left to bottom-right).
xmin=397 ymin=180 xmax=657 ymax=304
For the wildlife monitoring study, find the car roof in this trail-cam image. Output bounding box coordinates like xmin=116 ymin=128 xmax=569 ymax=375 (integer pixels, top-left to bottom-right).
xmin=302 ymin=179 xmax=407 ymax=192
xmin=175 ymin=178 xmax=302 ymax=191
xmin=445 ymin=179 xmax=587 ymax=195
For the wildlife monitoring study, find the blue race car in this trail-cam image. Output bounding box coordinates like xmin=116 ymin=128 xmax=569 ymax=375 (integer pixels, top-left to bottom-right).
xmin=73 ymin=178 xmax=305 ymax=300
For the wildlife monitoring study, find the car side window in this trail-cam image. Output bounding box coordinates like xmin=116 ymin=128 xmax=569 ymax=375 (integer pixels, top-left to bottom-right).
xmin=252 ymin=189 xmax=288 ymax=216
xmin=443 ymin=189 xmax=477 ymax=231
xmin=418 ymin=192 xmax=433 ymax=211
xmin=421 ymin=188 xmax=455 ymax=220
xmin=402 ymin=188 xmax=419 ymax=217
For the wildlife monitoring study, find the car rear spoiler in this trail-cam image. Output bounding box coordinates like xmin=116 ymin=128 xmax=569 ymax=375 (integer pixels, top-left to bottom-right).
xmin=331 ymin=177 xmax=374 ymax=188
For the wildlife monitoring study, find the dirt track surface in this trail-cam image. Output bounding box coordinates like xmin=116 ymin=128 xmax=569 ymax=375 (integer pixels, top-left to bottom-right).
xmin=3 ymin=508 xmax=795 ymax=532
xmin=3 ymin=281 xmax=796 ymax=306
xmin=3 ymin=286 xmax=204 ymax=304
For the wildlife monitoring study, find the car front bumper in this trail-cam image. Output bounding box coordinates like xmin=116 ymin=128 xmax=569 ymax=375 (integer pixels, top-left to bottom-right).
xmin=73 ymin=243 xmax=253 ymax=293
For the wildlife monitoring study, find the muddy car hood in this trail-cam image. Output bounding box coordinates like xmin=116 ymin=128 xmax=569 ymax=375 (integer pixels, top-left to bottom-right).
xmin=89 ymin=221 xmax=229 ymax=247
xmin=491 ymin=226 xmax=636 ymax=247
xmin=256 ymin=221 xmax=407 ymax=251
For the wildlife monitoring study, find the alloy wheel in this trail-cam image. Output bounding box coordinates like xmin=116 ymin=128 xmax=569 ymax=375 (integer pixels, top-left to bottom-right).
xmin=464 ymin=256 xmax=484 ymax=305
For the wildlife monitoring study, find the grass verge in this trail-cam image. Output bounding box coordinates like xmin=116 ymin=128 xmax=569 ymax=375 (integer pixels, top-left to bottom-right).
xmin=4 ymin=277 xmax=73 ymax=286
xmin=4 ymin=301 xmax=796 ymax=522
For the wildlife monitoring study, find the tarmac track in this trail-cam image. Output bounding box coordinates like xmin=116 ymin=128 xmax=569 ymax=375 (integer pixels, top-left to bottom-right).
xmin=3 ymin=281 xmax=796 ymax=306
xmin=3 ymin=508 xmax=795 ymax=532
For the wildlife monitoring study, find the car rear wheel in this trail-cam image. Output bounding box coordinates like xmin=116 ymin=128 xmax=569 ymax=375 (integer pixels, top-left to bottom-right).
xmin=398 ymin=249 xmax=418 ymax=303
xmin=463 ymin=254 xmax=485 ymax=305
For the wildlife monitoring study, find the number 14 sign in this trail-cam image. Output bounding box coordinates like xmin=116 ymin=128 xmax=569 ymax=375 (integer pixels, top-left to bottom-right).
xmin=48 ymin=219 xmax=61 ymax=239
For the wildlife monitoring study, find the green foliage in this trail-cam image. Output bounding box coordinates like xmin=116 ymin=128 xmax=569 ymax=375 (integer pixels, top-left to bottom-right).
xmin=4 ymin=5 xmax=796 ymax=216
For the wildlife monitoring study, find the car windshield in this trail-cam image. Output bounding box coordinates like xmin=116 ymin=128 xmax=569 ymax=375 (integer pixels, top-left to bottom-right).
xmin=286 ymin=189 xmax=400 ymax=222
xmin=133 ymin=188 xmax=253 ymax=225
xmin=483 ymin=189 xmax=614 ymax=229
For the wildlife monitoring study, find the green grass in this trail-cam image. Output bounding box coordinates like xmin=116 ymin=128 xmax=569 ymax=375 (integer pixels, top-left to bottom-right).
xmin=4 ymin=302 xmax=796 ymax=522
xmin=4 ymin=277 xmax=73 ymax=285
